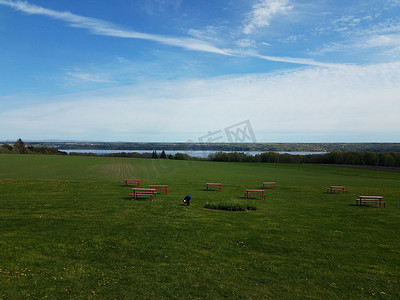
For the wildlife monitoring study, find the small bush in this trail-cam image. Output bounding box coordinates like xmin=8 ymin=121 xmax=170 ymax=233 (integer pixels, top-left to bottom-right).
xmin=204 ymin=202 xmax=256 ymax=211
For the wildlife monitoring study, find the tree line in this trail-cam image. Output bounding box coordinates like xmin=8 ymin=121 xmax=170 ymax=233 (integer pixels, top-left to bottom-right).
xmin=0 ymin=139 xmax=66 ymax=155
xmin=2 ymin=139 xmax=400 ymax=167
xmin=17 ymin=141 xmax=400 ymax=153
xmin=103 ymin=149 xmax=400 ymax=167
xmin=209 ymin=151 xmax=400 ymax=167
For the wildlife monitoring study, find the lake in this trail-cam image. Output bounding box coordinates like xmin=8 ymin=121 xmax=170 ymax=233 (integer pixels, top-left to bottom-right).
xmin=59 ymin=149 xmax=328 ymax=158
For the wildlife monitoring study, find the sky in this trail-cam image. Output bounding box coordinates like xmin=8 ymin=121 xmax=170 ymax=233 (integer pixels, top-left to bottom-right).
xmin=1 ymin=0 xmax=400 ymax=143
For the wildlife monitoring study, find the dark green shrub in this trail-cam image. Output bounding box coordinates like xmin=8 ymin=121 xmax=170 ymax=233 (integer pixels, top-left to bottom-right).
xmin=204 ymin=202 xmax=256 ymax=211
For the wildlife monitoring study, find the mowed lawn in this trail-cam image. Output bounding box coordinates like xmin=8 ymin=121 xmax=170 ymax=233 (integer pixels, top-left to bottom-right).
xmin=0 ymin=154 xmax=399 ymax=299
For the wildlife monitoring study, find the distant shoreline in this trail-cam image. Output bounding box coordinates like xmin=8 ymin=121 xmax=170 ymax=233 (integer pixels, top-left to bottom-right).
xmin=11 ymin=141 xmax=400 ymax=153
xmin=59 ymin=149 xmax=328 ymax=158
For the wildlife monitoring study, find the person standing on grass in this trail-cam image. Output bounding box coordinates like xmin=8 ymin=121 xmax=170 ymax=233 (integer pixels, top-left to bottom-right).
xmin=183 ymin=195 xmax=191 ymax=206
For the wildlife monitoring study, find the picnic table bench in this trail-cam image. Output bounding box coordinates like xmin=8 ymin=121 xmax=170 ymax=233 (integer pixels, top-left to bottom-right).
xmin=245 ymin=189 xmax=266 ymax=200
xmin=130 ymin=188 xmax=156 ymax=201
xmin=326 ymin=186 xmax=348 ymax=194
xmin=356 ymin=196 xmax=386 ymax=208
xmin=149 ymin=185 xmax=168 ymax=195
xmin=261 ymin=182 xmax=277 ymax=189
xmin=206 ymin=183 xmax=222 ymax=191
xmin=124 ymin=179 xmax=140 ymax=187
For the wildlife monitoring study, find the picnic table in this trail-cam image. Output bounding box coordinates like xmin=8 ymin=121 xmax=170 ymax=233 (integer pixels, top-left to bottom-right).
xmin=124 ymin=179 xmax=140 ymax=187
xmin=206 ymin=183 xmax=222 ymax=191
xmin=149 ymin=185 xmax=168 ymax=195
xmin=245 ymin=189 xmax=266 ymax=200
xmin=326 ymin=186 xmax=348 ymax=194
xmin=356 ymin=196 xmax=386 ymax=208
xmin=130 ymin=188 xmax=156 ymax=201
xmin=261 ymin=182 xmax=277 ymax=189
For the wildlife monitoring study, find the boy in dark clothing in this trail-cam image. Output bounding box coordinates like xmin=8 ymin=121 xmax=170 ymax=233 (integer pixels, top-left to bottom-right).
xmin=183 ymin=195 xmax=191 ymax=206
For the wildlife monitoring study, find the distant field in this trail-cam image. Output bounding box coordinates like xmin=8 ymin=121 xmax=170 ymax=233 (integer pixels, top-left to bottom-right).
xmin=0 ymin=154 xmax=399 ymax=299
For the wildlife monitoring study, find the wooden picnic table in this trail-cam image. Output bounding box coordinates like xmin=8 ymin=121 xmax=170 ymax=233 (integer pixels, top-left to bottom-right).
xmin=149 ymin=185 xmax=168 ymax=195
xmin=326 ymin=186 xmax=348 ymax=194
xmin=261 ymin=182 xmax=277 ymax=189
xmin=131 ymin=188 xmax=156 ymax=201
xmin=206 ymin=183 xmax=222 ymax=191
xmin=356 ymin=196 xmax=386 ymax=208
xmin=124 ymin=179 xmax=140 ymax=187
xmin=245 ymin=189 xmax=266 ymax=200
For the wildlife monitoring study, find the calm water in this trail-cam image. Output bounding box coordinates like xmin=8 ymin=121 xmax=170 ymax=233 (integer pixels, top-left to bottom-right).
xmin=59 ymin=149 xmax=328 ymax=158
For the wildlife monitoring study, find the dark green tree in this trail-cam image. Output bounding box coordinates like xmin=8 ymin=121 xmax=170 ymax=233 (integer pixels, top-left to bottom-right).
xmin=0 ymin=143 xmax=13 ymax=153
xmin=174 ymin=153 xmax=190 ymax=160
xmin=260 ymin=152 xmax=279 ymax=163
xmin=160 ymin=150 xmax=167 ymax=159
xmin=364 ymin=152 xmax=378 ymax=166
xmin=14 ymin=138 xmax=27 ymax=154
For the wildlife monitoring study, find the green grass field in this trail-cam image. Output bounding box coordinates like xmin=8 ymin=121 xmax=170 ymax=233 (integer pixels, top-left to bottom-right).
xmin=0 ymin=154 xmax=399 ymax=299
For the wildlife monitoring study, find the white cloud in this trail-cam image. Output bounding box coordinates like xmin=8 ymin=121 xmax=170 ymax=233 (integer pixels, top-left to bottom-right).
xmin=235 ymin=38 xmax=257 ymax=48
xmin=1 ymin=63 xmax=399 ymax=142
xmin=310 ymin=17 xmax=400 ymax=61
xmin=0 ymin=0 xmax=231 ymax=56
xmin=255 ymin=54 xmax=346 ymax=68
xmin=243 ymin=0 xmax=293 ymax=34
xmin=65 ymin=71 xmax=113 ymax=84
xmin=187 ymin=26 xmax=220 ymax=41
xmin=0 ymin=0 xmax=345 ymax=68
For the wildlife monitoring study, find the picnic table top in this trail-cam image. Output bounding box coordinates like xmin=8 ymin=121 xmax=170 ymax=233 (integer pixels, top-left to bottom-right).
xmin=206 ymin=182 xmax=222 ymax=185
xmin=246 ymin=189 xmax=265 ymax=192
xmin=149 ymin=184 xmax=168 ymax=187
xmin=330 ymin=185 xmax=346 ymax=188
xmin=358 ymin=195 xmax=383 ymax=199
xmin=132 ymin=188 xmax=156 ymax=191
xmin=263 ymin=182 xmax=276 ymax=184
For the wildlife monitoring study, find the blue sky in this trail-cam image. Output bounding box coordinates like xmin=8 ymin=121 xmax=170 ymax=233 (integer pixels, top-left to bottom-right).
xmin=1 ymin=0 xmax=399 ymax=142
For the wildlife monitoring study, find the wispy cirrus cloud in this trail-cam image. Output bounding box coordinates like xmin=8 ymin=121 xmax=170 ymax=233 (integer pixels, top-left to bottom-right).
xmin=0 ymin=0 xmax=344 ymax=68
xmin=0 ymin=0 xmax=230 ymax=56
xmin=243 ymin=0 xmax=293 ymax=34
xmin=310 ymin=18 xmax=400 ymax=60
xmin=255 ymin=54 xmax=345 ymax=68
xmin=64 ymin=71 xmax=113 ymax=84
xmin=228 ymin=48 xmax=346 ymax=68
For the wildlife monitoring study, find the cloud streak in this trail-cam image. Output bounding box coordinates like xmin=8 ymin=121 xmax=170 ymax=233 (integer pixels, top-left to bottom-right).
xmin=0 ymin=0 xmax=339 ymax=68
xmin=0 ymin=0 xmax=230 ymax=56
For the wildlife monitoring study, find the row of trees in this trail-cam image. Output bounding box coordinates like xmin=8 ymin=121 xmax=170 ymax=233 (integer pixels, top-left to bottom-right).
xmin=209 ymin=151 xmax=400 ymax=167
xmin=105 ymin=149 xmax=400 ymax=167
xmin=103 ymin=150 xmax=197 ymax=161
xmin=0 ymin=139 xmax=66 ymax=155
xmin=2 ymin=139 xmax=400 ymax=167
xmin=27 ymin=141 xmax=400 ymax=153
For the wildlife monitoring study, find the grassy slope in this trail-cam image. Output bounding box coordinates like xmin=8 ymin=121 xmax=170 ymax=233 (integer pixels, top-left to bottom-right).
xmin=0 ymin=154 xmax=399 ymax=299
